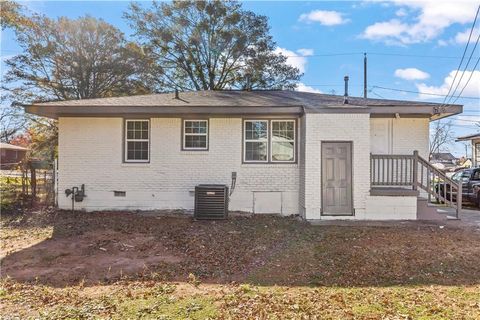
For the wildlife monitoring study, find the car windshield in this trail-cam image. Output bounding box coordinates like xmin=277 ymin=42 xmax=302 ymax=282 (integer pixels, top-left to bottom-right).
xmin=452 ymin=170 xmax=471 ymax=181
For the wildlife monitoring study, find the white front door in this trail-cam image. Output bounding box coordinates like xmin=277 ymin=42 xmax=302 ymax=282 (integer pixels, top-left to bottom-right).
xmin=370 ymin=118 xmax=391 ymax=154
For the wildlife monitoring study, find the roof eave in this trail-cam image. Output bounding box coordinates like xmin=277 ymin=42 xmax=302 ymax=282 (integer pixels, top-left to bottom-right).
xmin=369 ymin=104 xmax=462 ymax=121
xmin=456 ymin=134 xmax=480 ymax=142
xmin=25 ymin=105 xmax=305 ymax=119
xmin=25 ymin=102 xmax=463 ymax=120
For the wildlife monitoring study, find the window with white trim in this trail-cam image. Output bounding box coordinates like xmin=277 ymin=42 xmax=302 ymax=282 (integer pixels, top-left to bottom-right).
xmin=244 ymin=120 xmax=268 ymax=162
xmin=243 ymin=119 xmax=296 ymax=163
xmin=476 ymin=142 xmax=480 ymax=165
xmin=125 ymin=119 xmax=149 ymax=162
xmin=183 ymin=120 xmax=208 ymax=150
xmin=271 ymin=120 xmax=295 ymax=162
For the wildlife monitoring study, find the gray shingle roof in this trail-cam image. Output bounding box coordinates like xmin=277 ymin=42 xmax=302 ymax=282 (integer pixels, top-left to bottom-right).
xmin=25 ymin=90 xmax=463 ymax=119
xmin=431 ymin=152 xmax=457 ymax=161
xmin=29 ymin=90 xmax=458 ymax=109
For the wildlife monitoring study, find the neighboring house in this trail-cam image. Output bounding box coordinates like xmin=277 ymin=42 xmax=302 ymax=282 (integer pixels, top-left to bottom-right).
xmin=430 ymin=152 xmax=457 ymax=165
xmin=24 ymin=90 xmax=462 ymax=220
xmin=0 ymin=143 xmax=28 ymax=169
xmin=430 ymin=152 xmax=457 ymax=171
xmin=456 ymin=133 xmax=480 ymax=167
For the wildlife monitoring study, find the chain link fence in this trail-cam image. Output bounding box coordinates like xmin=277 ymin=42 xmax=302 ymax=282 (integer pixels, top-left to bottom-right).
xmin=0 ymin=160 xmax=56 ymax=212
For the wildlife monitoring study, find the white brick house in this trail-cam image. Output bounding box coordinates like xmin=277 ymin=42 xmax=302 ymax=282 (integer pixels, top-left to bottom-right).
xmin=25 ymin=90 xmax=463 ymax=220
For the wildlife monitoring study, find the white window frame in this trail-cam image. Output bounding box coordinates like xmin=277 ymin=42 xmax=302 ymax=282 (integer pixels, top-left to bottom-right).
xmin=270 ymin=120 xmax=296 ymax=163
xmin=475 ymin=142 xmax=480 ymax=164
xmin=183 ymin=119 xmax=209 ymax=150
xmin=124 ymin=119 xmax=150 ymax=163
xmin=243 ymin=120 xmax=269 ymax=163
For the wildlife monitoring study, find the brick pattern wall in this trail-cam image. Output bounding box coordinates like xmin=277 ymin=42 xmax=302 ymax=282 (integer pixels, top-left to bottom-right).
xmin=370 ymin=117 xmax=429 ymax=158
xmin=58 ymin=117 xmax=299 ymax=214
xmin=299 ymin=115 xmax=307 ymax=218
xmin=392 ymin=118 xmax=429 ymax=158
xmin=58 ymin=115 xmax=429 ymax=219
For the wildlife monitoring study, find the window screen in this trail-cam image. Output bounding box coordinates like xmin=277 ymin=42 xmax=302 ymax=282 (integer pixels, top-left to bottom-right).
xmin=183 ymin=120 xmax=208 ymax=150
xmin=244 ymin=120 xmax=268 ymax=162
xmin=125 ymin=120 xmax=149 ymax=162
xmin=271 ymin=120 xmax=295 ymax=162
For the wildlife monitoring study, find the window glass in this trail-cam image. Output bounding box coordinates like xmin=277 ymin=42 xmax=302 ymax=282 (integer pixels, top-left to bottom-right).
xmin=452 ymin=170 xmax=471 ymax=181
xmin=184 ymin=120 xmax=208 ymax=149
xmin=271 ymin=120 xmax=295 ymax=162
xmin=244 ymin=120 xmax=268 ymax=162
xmin=472 ymin=170 xmax=480 ymax=180
xmin=245 ymin=121 xmax=268 ymax=140
xmin=125 ymin=120 xmax=149 ymax=162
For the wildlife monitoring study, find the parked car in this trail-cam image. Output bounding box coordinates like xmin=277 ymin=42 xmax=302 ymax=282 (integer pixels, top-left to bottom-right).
xmin=474 ymin=185 xmax=480 ymax=208
xmin=435 ymin=168 xmax=480 ymax=207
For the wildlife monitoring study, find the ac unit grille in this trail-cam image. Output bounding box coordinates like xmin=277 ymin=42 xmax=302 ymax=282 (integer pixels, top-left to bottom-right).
xmin=194 ymin=185 xmax=228 ymax=220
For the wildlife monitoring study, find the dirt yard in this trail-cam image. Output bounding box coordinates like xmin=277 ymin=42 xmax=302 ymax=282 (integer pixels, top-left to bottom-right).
xmin=1 ymin=209 xmax=480 ymax=319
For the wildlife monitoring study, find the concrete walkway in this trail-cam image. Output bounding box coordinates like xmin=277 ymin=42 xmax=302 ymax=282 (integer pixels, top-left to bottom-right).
xmin=457 ymin=208 xmax=480 ymax=228
xmin=310 ymin=208 xmax=480 ymax=228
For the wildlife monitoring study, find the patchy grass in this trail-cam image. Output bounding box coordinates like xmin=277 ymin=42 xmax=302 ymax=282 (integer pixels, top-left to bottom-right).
xmin=1 ymin=209 xmax=480 ymax=318
xmin=0 ymin=172 xmax=53 ymax=212
xmin=220 ymin=285 xmax=480 ymax=319
xmin=1 ymin=279 xmax=479 ymax=319
xmin=0 ymin=176 xmax=22 ymax=211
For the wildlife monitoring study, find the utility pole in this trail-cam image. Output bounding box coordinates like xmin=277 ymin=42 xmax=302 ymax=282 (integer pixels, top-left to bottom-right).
xmin=364 ymin=52 xmax=367 ymax=99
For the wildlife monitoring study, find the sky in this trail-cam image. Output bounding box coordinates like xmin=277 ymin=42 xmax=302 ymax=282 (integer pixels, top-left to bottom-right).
xmin=1 ymin=0 xmax=479 ymax=156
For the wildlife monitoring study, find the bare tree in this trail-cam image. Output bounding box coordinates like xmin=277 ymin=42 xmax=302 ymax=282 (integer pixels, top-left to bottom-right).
xmin=4 ymin=15 xmax=150 ymax=103
xmin=3 ymin=14 xmax=151 ymax=159
xmin=429 ymin=120 xmax=454 ymax=158
xmin=1 ymin=1 xmax=30 ymax=142
xmin=0 ymin=88 xmax=28 ymax=142
xmin=124 ymin=0 xmax=301 ymax=91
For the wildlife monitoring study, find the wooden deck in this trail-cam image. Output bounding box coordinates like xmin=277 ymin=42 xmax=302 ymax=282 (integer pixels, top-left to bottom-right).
xmin=371 ymin=151 xmax=462 ymax=219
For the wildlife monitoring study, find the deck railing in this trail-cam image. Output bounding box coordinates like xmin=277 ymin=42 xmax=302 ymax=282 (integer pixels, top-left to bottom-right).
xmin=370 ymin=151 xmax=462 ymax=218
xmin=370 ymin=154 xmax=415 ymax=187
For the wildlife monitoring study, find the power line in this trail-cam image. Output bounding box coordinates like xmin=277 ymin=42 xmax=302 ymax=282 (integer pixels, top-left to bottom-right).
xmin=441 ymin=4 xmax=480 ymax=106
xmin=368 ymin=52 xmax=480 ymax=59
xmin=369 ymin=90 xmax=386 ymax=99
xmin=372 ymin=85 xmax=480 ymax=100
xmin=451 ymin=56 xmax=480 ymax=105
xmin=283 ymin=52 xmax=480 ymax=59
xmin=445 ymin=32 xmax=480 ymax=105
xmin=2 ymin=49 xmax=479 ymax=60
xmin=450 ymin=118 xmax=480 ymax=123
xmin=284 ymin=52 xmax=362 ymax=58
xmin=301 ymin=84 xmax=363 ymax=87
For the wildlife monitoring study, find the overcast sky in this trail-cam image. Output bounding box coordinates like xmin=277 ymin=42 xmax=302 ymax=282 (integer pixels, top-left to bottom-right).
xmin=2 ymin=0 xmax=479 ymax=156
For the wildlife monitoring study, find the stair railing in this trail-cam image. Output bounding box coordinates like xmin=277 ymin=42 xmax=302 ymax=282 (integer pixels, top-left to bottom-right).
xmin=370 ymin=151 xmax=462 ymax=218
xmin=414 ymin=151 xmax=462 ymax=219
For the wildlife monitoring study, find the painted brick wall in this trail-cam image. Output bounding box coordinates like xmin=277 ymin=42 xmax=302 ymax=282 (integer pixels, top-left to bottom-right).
xmin=303 ymin=113 xmax=371 ymax=220
xmin=298 ymin=115 xmax=307 ymax=219
xmin=473 ymin=138 xmax=480 ymax=167
xmin=58 ymin=117 xmax=299 ymax=214
xmin=370 ymin=117 xmax=430 ymax=158
xmin=58 ymin=115 xmax=429 ymax=219
xmin=392 ymin=118 xmax=430 ymax=158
